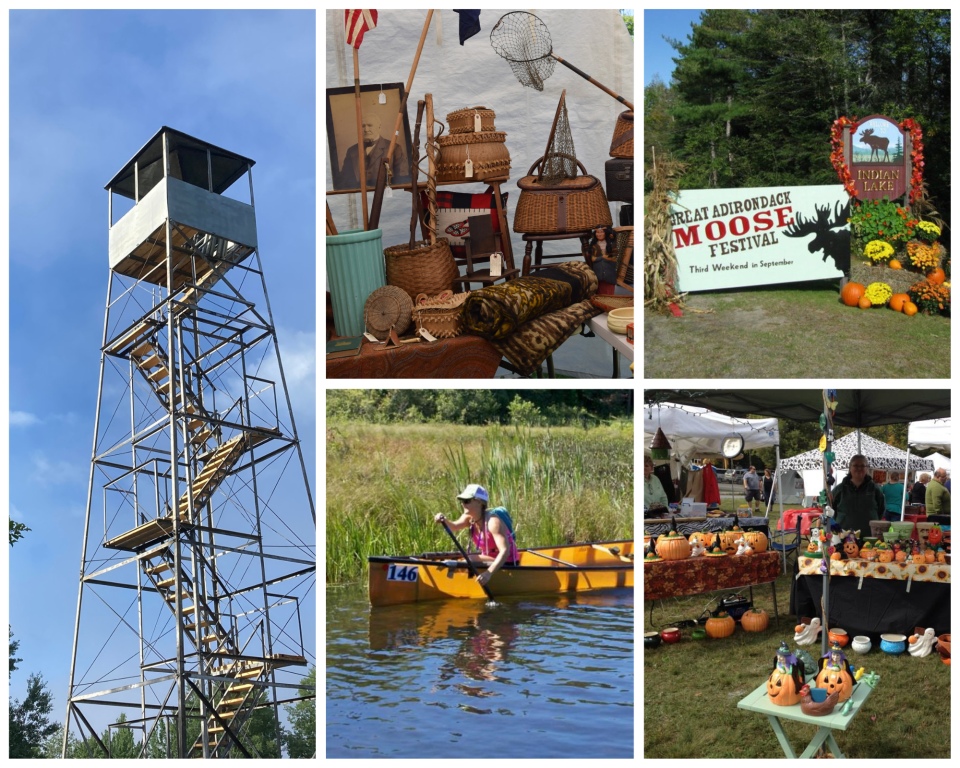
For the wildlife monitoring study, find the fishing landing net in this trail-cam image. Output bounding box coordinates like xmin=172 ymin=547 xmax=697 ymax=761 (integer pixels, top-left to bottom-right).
xmin=489 ymin=11 xmax=556 ymax=92
xmin=539 ymin=91 xmax=577 ymax=186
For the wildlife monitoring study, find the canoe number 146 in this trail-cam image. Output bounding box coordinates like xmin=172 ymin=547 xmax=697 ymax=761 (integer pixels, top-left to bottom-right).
xmin=386 ymin=564 xmax=419 ymax=582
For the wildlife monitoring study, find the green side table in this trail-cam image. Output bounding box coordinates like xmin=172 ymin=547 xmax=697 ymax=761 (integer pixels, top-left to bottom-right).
xmin=736 ymin=680 xmax=873 ymax=759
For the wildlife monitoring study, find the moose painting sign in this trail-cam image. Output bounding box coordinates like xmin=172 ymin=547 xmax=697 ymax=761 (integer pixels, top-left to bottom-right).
xmin=671 ymin=185 xmax=848 ymax=292
xmin=844 ymin=115 xmax=910 ymax=201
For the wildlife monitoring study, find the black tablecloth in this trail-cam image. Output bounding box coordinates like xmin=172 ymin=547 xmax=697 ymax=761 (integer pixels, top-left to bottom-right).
xmin=790 ymin=564 xmax=951 ymax=638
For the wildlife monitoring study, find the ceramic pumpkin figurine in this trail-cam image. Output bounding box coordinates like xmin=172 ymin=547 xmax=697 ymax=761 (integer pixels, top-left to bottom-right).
xmin=706 ymin=611 xmax=736 ymax=639
xmin=815 ymin=642 xmax=856 ymax=702
xmin=937 ymin=547 xmax=948 ymax=564
xmin=928 ymin=524 xmax=944 ymax=546
xmin=842 ymin=535 xmax=860 ymax=559
xmin=924 ymin=548 xmax=936 ymax=564
xmin=720 ymin=527 xmax=742 ymax=554
xmin=877 ymin=546 xmax=895 ymax=563
xmin=656 ymin=517 xmax=692 ymax=560
xmin=741 ymin=608 xmax=770 ymax=633
xmin=861 ymin=542 xmax=876 ymax=561
xmin=768 ymin=641 xmax=805 ymax=706
xmin=744 ymin=531 xmax=768 ymax=553
xmin=895 ymin=549 xmax=908 ymax=563
xmin=911 ymin=549 xmax=925 ymax=565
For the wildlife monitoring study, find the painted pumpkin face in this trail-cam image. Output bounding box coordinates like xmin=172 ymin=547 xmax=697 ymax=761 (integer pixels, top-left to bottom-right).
xmin=807 ymin=540 xmax=820 ymax=554
xmin=816 ymin=667 xmax=853 ymax=702
xmin=928 ymin=526 xmax=943 ymax=546
xmin=896 ymin=550 xmax=908 ymax=563
xmin=843 ymin=540 xmax=860 ymax=558
xmin=862 ymin=548 xmax=877 ymax=561
xmin=938 ymin=550 xmax=947 ymax=564
xmin=878 ymin=550 xmax=894 ymax=563
xmin=912 ymin=552 xmax=925 ymax=564
xmin=767 ymin=668 xmax=802 ymax=706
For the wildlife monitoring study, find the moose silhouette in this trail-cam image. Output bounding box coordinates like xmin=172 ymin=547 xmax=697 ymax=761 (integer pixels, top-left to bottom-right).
xmin=859 ymin=128 xmax=890 ymax=162
xmin=783 ymin=201 xmax=851 ymax=273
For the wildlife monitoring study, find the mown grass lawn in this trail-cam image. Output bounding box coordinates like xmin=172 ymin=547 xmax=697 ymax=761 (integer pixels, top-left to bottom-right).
xmin=644 ymin=566 xmax=951 ymax=758
xmin=644 ymin=280 xmax=950 ymax=378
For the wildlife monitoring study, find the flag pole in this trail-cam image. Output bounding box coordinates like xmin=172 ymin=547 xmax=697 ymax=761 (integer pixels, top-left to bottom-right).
xmin=352 ymin=46 xmax=370 ymax=230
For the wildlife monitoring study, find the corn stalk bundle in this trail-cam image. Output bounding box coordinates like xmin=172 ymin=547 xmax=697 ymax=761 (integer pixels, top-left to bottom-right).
xmin=644 ymin=148 xmax=690 ymax=314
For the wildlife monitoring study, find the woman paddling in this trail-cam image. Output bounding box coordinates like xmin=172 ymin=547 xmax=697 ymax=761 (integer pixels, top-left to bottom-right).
xmin=435 ymin=484 xmax=519 ymax=587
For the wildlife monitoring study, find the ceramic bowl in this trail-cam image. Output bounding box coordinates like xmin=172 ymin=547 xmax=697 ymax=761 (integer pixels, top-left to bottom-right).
xmin=691 ymin=628 xmax=707 ymax=640
xmin=880 ymin=634 xmax=907 ymax=655
xmin=644 ymin=631 xmax=661 ymax=650
xmin=828 ymin=628 xmax=849 ymax=647
xmin=891 ymin=521 xmax=915 ymax=538
xmin=851 ymin=636 xmax=872 ymax=654
xmin=660 ymin=627 xmax=681 ymax=644
xmin=607 ymin=307 xmax=634 ymax=335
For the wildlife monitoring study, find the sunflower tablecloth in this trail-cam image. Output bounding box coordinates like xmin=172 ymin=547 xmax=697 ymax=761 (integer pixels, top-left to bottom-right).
xmin=643 ymin=552 xmax=781 ymax=601
xmin=797 ymin=556 xmax=951 ymax=583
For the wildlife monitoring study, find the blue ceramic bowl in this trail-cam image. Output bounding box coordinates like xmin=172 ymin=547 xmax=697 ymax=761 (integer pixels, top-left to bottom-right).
xmin=880 ymin=634 xmax=906 ymax=655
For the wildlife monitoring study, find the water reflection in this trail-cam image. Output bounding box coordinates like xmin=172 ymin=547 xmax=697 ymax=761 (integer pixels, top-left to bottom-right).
xmin=328 ymin=584 xmax=634 ymax=757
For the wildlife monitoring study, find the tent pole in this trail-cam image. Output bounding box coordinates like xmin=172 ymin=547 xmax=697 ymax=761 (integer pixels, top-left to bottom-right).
xmin=900 ymin=446 xmax=911 ymax=521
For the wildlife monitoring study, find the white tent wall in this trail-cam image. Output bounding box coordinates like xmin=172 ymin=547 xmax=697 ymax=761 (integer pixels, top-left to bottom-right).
xmin=908 ymin=419 xmax=952 ymax=451
xmin=325 ymin=9 xmax=634 ymax=375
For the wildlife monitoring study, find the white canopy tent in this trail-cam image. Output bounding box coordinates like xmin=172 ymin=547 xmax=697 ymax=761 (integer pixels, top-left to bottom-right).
xmin=902 ymin=418 xmax=952 ymax=517
xmin=925 ymin=452 xmax=952 ymax=472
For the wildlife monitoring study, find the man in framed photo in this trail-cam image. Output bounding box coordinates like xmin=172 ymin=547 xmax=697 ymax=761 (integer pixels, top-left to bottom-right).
xmin=339 ymin=109 xmax=409 ymax=189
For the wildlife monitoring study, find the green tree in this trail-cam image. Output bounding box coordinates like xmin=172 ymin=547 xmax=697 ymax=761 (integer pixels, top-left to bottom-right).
xmin=620 ymin=11 xmax=634 ymax=37
xmin=284 ymin=667 xmax=316 ymax=758
xmin=9 ymin=627 xmax=21 ymax=680
xmin=9 ymin=518 xmax=30 ymax=546
xmin=102 ymin=712 xmax=138 ymax=759
xmin=10 ymin=672 xmax=59 ymax=758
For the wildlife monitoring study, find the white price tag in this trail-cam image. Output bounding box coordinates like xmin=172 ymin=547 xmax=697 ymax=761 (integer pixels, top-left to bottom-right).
xmin=418 ymin=328 xmax=438 ymax=343
xmin=385 ymin=186 xmax=393 ymax=198
xmin=379 ymin=91 xmax=386 ymax=105
xmin=490 ymin=252 xmax=502 ymax=277
xmin=464 ymin=158 xmax=473 ymax=178
xmin=474 ymin=112 xmax=482 ymax=132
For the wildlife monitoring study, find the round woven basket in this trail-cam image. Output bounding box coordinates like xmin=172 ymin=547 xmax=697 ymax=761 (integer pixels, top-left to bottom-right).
xmin=436 ymin=131 xmax=511 ymax=182
xmin=609 ymin=110 xmax=634 ymax=158
xmin=364 ymin=285 xmax=413 ymax=340
xmin=590 ymin=295 xmax=634 ymax=312
xmin=447 ymin=106 xmax=497 ymax=134
xmin=412 ymin=290 xmax=469 ymax=338
xmin=384 ymin=238 xmax=459 ymax=301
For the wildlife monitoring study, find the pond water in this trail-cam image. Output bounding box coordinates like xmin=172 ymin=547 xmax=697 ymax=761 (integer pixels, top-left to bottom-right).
xmin=326 ymin=583 xmax=634 ymax=758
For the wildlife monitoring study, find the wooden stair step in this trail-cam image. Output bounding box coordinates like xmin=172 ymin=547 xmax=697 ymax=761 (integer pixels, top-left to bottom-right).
xmin=191 ymin=429 xmax=213 ymax=445
xmin=144 ymin=562 xmax=171 ymax=575
xmin=139 ymin=354 xmax=162 ymax=370
xmin=213 ymin=709 xmax=239 ymax=720
xmin=164 ymin=591 xmax=192 ymax=602
xmin=111 ymin=323 xmax=152 ymax=352
xmin=237 ymin=667 xmax=264 ymax=679
xmin=209 ymin=726 xmax=226 ymax=734
xmin=185 ymin=619 xmax=213 ymax=630
xmin=187 ymin=418 xmax=205 ymax=431
xmin=148 ymin=367 xmax=170 ymax=383
xmin=226 ymin=683 xmax=254 ymax=693
xmin=200 ymin=634 xmax=225 ymax=645
xmin=218 ymin=696 xmax=245 ymax=708
xmin=155 ymin=577 xmax=177 ymax=589
xmin=131 ymin=340 xmax=154 ymax=358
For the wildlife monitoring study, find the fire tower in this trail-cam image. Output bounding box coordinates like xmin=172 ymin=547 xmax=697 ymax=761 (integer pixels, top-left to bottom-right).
xmin=63 ymin=128 xmax=316 ymax=758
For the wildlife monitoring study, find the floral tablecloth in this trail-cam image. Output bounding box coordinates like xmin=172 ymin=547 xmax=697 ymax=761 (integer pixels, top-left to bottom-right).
xmin=798 ymin=556 xmax=951 ymax=583
xmin=643 ymin=551 xmax=781 ymax=601
xmin=326 ymin=334 xmax=501 ymax=378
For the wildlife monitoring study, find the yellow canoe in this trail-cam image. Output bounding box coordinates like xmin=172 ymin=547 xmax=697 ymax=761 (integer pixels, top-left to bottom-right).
xmin=369 ymin=540 xmax=634 ymax=607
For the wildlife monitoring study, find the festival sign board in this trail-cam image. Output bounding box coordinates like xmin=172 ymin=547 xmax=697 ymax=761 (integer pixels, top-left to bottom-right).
xmin=843 ymin=115 xmax=911 ymax=201
xmin=671 ymin=184 xmax=848 ymax=292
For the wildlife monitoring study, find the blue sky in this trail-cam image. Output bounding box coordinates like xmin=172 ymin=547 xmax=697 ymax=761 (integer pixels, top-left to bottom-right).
xmin=644 ymin=9 xmax=704 ymax=86
xmin=9 ymin=9 xmax=316 ymax=740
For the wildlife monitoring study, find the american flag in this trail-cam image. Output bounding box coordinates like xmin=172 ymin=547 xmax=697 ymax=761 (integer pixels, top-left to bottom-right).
xmin=345 ymin=10 xmax=378 ymax=49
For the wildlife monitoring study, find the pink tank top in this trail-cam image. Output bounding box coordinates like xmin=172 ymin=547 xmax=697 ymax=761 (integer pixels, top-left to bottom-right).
xmin=471 ymin=508 xmax=519 ymax=563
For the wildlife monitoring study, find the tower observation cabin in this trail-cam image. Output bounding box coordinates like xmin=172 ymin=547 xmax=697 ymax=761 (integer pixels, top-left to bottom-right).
xmin=64 ymin=128 xmax=316 ymax=759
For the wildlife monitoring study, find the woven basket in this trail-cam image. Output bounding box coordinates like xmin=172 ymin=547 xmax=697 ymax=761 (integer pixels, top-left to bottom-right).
xmin=364 ymin=285 xmax=413 ymax=340
xmin=590 ymin=295 xmax=634 ymax=312
xmin=412 ymin=290 xmax=469 ymax=339
xmin=384 ymin=238 xmax=459 ymax=301
xmin=514 ymin=155 xmax=612 ymax=234
xmin=447 ymin=106 xmax=497 ymax=134
xmin=436 ymin=131 xmax=511 ymax=182
xmin=609 ymin=110 xmax=634 ymax=158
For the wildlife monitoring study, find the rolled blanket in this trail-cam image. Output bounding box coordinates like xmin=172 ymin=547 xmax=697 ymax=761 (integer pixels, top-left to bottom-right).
xmin=461 ymin=261 xmax=597 ymax=341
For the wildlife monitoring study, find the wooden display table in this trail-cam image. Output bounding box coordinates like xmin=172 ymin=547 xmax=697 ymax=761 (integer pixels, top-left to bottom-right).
xmin=737 ymin=679 xmax=874 ymax=759
xmin=326 ymin=333 xmax=501 ymax=379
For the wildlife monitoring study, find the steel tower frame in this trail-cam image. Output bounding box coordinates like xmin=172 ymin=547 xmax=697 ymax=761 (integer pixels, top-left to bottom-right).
xmin=63 ymin=128 xmax=316 ymax=758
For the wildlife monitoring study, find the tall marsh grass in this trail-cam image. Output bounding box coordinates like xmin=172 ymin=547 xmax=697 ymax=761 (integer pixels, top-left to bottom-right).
xmin=326 ymin=422 xmax=633 ymax=582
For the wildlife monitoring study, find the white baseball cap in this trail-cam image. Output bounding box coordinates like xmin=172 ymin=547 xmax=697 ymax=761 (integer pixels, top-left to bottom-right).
xmin=457 ymin=484 xmax=489 ymax=503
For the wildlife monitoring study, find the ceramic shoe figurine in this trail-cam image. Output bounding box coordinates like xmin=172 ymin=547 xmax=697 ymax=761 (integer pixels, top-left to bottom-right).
xmin=908 ymin=627 xmax=938 ymax=658
xmin=794 ymin=617 xmax=822 ymax=646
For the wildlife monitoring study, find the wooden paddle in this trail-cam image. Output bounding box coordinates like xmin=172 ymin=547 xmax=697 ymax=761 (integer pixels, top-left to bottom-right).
xmin=352 ymin=47 xmax=369 ymax=229
xmin=440 ymin=519 xmax=494 ymax=600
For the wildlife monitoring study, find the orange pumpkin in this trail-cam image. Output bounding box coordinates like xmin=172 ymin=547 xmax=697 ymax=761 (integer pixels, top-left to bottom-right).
xmin=842 ymin=539 xmax=860 ymax=559
xmin=744 ymin=531 xmax=769 ymax=553
xmin=816 ymin=666 xmax=854 ymax=702
xmin=656 ymin=533 xmax=691 ymax=561
xmin=928 ymin=525 xmax=943 ymax=546
xmin=700 ymin=531 xmax=715 ymax=549
xmin=928 ymin=268 xmax=946 ymax=285
xmin=830 ymin=551 xmax=842 ymax=560
xmin=890 ymin=293 xmax=910 ymax=312
xmin=912 ymin=551 xmax=925 ymax=564
xmin=862 ymin=547 xmax=877 ymax=562
xmin=741 ymin=608 xmax=769 ymax=633
xmin=937 ymin=549 xmax=948 ymax=564
xmin=889 ymin=259 xmax=902 ymax=269
xmin=924 ymin=549 xmax=936 ymax=564
xmin=841 ymin=281 xmax=866 ymax=307
xmin=858 ymin=296 xmax=872 ymax=309
xmin=895 ymin=550 xmax=908 ymax=563
xmin=903 ymin=301 xmax=919 ymax=316
xmin=767 ymin=666 xmax=804 ymax=706
xmin=719 ymin=530 xmax=741 ymax=554
xmin=705 ymin=612 xmax=736 ymax=639
xmin=878 ymin=549 xmax=895 ymax=563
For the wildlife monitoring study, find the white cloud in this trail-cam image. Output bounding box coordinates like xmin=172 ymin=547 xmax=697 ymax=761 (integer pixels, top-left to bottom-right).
xmin=29 ymin=452 xmax=86 ymax=487
xmin=10 ymin=410 xmax=39 ymax=426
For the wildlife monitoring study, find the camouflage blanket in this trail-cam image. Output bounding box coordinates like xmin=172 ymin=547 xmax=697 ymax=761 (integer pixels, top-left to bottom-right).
xmin=491 ymin=299 xmax=602 ymax=376
xmin=460 ymin=261 xmax=597 ymax=341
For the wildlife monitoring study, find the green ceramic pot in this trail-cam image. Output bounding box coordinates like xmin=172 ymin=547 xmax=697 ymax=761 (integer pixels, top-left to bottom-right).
xmin=692 ymin=629 xmax=707 ymax=640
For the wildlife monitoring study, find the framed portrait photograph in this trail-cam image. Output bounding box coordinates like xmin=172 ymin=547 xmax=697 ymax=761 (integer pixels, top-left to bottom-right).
xmin=326 ymin=83 xmax=413 ymax=193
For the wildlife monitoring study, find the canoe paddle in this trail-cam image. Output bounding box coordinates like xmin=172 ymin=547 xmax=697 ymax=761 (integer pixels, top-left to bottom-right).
xmin=440 ymin=519 xmax=494 ymax=600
